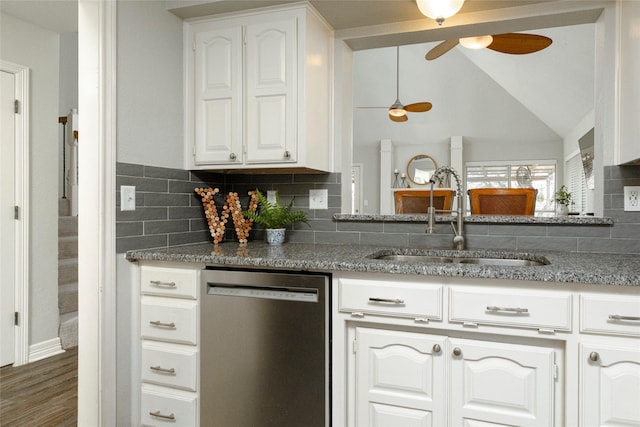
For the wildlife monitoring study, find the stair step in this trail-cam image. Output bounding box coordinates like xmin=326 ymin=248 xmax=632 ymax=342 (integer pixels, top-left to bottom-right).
xmin=59 ymin=312 xmax=78 ymax=349
xmin=58 ymin=216 xmax=78 ymax=237
xmin=58 ymin=283 xmax=78 ymax=315
xmin=58 ymin=258 xmax=78 ymax=286
xmin=59 ymin=235 xmax=78 ymax=260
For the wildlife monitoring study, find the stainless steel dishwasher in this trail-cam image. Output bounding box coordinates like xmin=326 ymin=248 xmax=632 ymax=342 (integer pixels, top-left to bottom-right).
xmin=200 ymin=267 xmax=330 ymax=427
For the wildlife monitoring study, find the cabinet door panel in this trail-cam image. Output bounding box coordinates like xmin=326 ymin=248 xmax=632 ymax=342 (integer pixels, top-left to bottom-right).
xmin=194 ymin=27 xmax=242 ymax=165
xmin=580 ymin=343 xmax=640 ymax=426
xmin=245 ymin=18 xmax=297 ymax=163
xmin=355 ymin=327 xmax=446 ymax=427
xmin=450 ymin=338 xmax=555 ymax=427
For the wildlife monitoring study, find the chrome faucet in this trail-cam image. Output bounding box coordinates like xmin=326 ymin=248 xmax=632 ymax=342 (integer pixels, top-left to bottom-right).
xmin=427 ymin=166 xmax=465 ymax=250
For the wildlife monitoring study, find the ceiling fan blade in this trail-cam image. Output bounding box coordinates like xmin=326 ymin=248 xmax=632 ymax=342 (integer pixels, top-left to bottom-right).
xmin=389 ymin=113 xmax=408 ymax=122
xmin=405 ymin=102 xmax=433 ymax=113
xmin=425 ymin=39 xmax=459 ymax=60
xmin=487 ymin=33 xmax=552 ymax=55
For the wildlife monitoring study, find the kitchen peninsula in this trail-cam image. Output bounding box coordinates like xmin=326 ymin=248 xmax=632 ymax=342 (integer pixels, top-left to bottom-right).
xmin=127 ymin=241 xmax=639 ymax=426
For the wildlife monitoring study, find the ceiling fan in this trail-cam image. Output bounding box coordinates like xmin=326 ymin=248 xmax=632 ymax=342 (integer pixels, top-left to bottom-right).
xmin=425 ymin=33 xmax=553 ymax=61
xmin=360 ymin=46 xmax=433 ymax=122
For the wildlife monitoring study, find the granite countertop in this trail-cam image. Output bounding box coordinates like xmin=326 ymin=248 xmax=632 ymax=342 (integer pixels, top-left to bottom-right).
xmin=126 ymin=242 xmax=640 ymax=287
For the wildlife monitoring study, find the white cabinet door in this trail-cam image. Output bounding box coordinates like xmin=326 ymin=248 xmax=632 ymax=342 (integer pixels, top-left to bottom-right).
xmin=580 ymin=343 xmax=640 ymax=426
xmin=449 ymin=337 xmax=556 ymax=427
xmin=355 ymin=327 xmax=447 ymax=427
xmin=245 ymin=17 xmax=297 ymax=164
xmin=194 ymin=26 xmax=243 ymax=165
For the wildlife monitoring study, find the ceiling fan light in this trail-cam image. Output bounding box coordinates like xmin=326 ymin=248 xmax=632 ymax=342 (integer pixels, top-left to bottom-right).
xmin=389 ymin=107 xmax=407 ymax=117
xmin=459 ymin=35 xmax=493 ymax=49
xmin=416 ymin=0 xmax=465 ymax=25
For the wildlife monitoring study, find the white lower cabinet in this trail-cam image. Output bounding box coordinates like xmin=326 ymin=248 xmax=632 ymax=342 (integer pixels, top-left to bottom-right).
xmin=449 ymin=338 xmax=555 ymax=427
xmin=353 ymin=328 xmax=555 ymax=427
xmin=580 ymin=343 xmax=640 ymax=426
xmin=355 ymin=328 xmax=447 ymax=426
xmin=137 ymin=264 xmax=200 ymax=427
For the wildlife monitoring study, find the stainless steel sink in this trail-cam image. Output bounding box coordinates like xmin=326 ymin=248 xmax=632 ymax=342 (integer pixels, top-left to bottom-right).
xmin=457 ymin=257 xmax=547 ymax=267
xmin=374 ymin=255 xmax=456 ymax=263
xmin=370 ymin=251 xmax=549 ymax=267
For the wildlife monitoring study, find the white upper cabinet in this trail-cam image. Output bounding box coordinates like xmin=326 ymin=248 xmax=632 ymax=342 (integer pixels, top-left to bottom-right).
xmin=617 ymin=0 xmax=640 ymax=165
xmin=185 ymin=4 xmax=333 ymax=171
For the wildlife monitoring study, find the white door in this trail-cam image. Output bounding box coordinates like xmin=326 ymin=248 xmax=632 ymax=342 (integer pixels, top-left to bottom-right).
xmin=581 ymin=343 xmax=640 ymax=426
xmin=245 ymin=17 xmax=297 ymax=164
xmin=449 ymin=337 xmax=556 ymax=426
xmin=355 ymin=327 xmax=447 ymax=427
xmin=193 ymin=25 xmax=243 ymax=165
xmin=1 ymin=70 xmax=16 ymax=367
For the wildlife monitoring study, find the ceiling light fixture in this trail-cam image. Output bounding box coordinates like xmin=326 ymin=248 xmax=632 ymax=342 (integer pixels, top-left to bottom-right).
xmin=459 ymin=35 xmax=494 ymax=49
xmin=416 ymin=0 xmax=465 ymax=26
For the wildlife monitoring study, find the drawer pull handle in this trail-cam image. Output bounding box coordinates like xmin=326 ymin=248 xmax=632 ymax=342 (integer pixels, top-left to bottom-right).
xmin=453 ymin=347 xmax=462 ymax=357
xmin=149 ymin=320 xmax=176 ymax=329
xmin=150 ymin=365 xmax=176 ymax=375
xmin=149 ymin=411 xmax=175 ymax=421
xmin=149 ymin=280 xmax=176 ymax=288
xmin=284 ymin=150 xmax=291 ymax=159
xmin=229 ymin=152 xmax=237 ymax=160
xmin=609 ymin=314 xmax=640 ymax=321
xmin=486 ymin=306 xmax=528 ymax=314
xmin=589 ymin=352 xmax=600 ymax=362
xmin=432 ymin=344 xmax=441 ymax=353
xmin=369 ymin=297 xmax=405 ymax=304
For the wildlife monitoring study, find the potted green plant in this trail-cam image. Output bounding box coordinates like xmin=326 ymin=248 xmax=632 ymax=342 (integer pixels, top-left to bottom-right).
xmin=243 ymin=190 xmax=308 ymax=244
xmin=554 ymin=185 xmax=573 ymax=216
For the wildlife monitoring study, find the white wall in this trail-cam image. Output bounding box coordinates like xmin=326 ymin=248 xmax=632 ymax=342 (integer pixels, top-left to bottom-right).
xmin=58 ymin=32 xmax=78 ymax=197
xmin=116 ymin=0 xmax=184 ymax=169
xmin=1 ymin=13 xmax=60 ymax=346
xmin=353 ymin=43 xmax=563 ymax=213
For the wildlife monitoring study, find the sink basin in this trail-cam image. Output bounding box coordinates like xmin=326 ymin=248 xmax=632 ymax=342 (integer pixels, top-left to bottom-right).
xmin=375 ymin=255 xmax=456 ymax=263
xmin=457 ymin=258 xmax=547 ymax=267
xmin=370 ymin=251 xmax=549 ymax=267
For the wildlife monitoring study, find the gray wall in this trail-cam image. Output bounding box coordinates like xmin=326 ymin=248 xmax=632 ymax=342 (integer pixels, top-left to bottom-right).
xmin=1 ymin=13 xmax=61 ymax=347
xmin=116 ymin=0 xmax=184 ymax=169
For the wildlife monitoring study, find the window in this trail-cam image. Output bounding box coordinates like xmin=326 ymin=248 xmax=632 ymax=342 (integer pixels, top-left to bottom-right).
xmin=566 ymin=153 xmax=587 ymax=213
xmin=465 ymin=161 xmax=557 ymax=216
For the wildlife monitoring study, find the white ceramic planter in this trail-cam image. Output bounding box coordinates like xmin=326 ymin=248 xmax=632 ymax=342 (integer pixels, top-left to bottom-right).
xmin=557 ymin=205 xmax=569 ymax=216
xmin=266 ymin=228 xmax=286 ymax=245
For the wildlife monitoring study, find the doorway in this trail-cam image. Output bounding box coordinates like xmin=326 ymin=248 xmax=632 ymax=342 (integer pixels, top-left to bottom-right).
xmin=0 ymin=60 xmax=29 ymax=368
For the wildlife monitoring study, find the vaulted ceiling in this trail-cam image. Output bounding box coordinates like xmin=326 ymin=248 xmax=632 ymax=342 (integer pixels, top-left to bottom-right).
xmin=2 ymin=0 xmax=599 ymax=138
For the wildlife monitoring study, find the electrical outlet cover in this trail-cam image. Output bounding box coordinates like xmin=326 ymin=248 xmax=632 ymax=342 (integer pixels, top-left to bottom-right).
xmin=624 ymin=186 xmax=640 ymax=211
xmin=309 ymin=189 xmax=328 ymax=209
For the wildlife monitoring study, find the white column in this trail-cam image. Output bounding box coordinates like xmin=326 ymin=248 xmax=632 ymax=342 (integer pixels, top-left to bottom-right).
xmin=380 ymin=139 xmax=394 ymax=214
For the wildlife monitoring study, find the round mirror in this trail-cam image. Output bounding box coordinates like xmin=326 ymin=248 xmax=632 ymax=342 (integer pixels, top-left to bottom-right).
xmin=406 ymin=154 xmax=438 ymax=186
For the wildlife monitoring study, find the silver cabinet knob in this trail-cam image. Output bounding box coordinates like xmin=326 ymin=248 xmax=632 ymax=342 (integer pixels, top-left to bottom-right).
xmin=589 ymin=352 xmax=600 ymax=362
xmin=453 ymin=347 xmax=462 ymax=357
xmin=229 ymin=152 xmax=237 ymax=160
xmin=284 ymin=150 xmax=291 ymax=159
xmin=432 ymin=344 xmax=441 ymax=353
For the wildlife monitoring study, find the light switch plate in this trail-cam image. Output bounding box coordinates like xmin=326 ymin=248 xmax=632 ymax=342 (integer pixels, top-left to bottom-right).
xmin=266 ymin=191 xmax=277 ymax=204
xmin=309 ymin=189 xmax=328 ymax=210
xmin=624 ymin=186 xmax=640 ymax=211
xmin=120 ymin=185 xmax=136 ymax=211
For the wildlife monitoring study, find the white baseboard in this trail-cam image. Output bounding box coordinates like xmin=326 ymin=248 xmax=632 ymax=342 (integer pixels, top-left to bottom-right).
xmin=29 ymin=337 xmax=64 ymax=362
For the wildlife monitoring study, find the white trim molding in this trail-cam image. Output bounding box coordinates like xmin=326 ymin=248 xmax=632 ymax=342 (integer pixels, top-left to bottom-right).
xmin=28 ymin=337 xmax=63 ymax=363
xmin=1 ymin=60 xmax=30 ymax=367
xmin=77 ymin=0 xmax=117 ymax=425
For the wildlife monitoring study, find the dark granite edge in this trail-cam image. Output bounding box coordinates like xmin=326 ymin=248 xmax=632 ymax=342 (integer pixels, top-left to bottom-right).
xmin=333 ymin=214 xmax=614 ymax=225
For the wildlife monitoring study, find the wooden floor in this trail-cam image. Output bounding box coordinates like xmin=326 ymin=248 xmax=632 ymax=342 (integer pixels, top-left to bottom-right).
xmin=0 ymin=347 xmax=77 ymax=427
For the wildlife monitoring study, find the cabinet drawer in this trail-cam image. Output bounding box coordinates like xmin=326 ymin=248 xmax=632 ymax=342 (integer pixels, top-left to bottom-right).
xmin=449 ymin=286 xmax=572 ymax=331
xmin=142 ymin=342 xmax=197 ymax=391
xmin=339 ymin=278 xmax=442 ymax=320
xmin=580 ymin=293 xmax=640 ymax=337
xmin=141 ymin=266 xmax=198 ymax=299
xmin=141 ymin=385 xmax=197 ymax=426
xmin=141 ymin=297 xmax=197 ymax=345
